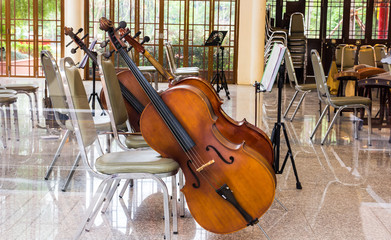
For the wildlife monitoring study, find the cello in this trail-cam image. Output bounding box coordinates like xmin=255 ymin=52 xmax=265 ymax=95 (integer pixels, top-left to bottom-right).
xmin=100 ymin=17 xmax=276 ymax=234
xmin=64 ymin=26 xmax=147 ymax=132
xmin=120 ymin=27 xmax=274 ymax=165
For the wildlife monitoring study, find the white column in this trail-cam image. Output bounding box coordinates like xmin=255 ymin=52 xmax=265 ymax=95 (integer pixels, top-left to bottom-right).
xmin=237 ymin=0 xmax=266 ymax=85
xmin=64 ymin=0 xmax=85 ymax=64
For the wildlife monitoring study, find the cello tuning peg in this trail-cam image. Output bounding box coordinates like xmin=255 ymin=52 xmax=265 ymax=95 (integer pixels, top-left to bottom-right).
xmin=76 ymin=28 xmax=83 ymax=35
xmin=66 ymin=41 xmax=73 ymax=48
xmin=100 ymin=39 xmax=110 ymax=48
xmin=127 ymin=46 xmax=133 ymax=52
xmin=71 ymin=46 xmax=79 ymax=54
xmin=80 ymin=33 xmax=89 ymax=41
xmin=104 ymin=49 xmax=115 ymax=58
xmin=120 ymin=30 xmax=131 ymax=40
xmin=116 ymin=21 xmax=127 ymax=31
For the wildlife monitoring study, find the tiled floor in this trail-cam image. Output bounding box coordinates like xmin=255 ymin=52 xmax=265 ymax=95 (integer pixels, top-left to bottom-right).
xmin=1 ymin=78 xmax=391 ymax=240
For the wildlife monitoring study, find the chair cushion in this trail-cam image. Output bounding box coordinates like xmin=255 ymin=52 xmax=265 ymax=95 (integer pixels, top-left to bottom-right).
xmin=330 ymin=96 xmax=371 ymax=106
xmin=65 ymin=117 xmax=112 ymax=132
xmin=0 ymin=89 xmax=17 ymax=95
xmin=95 ymin=149 xmax=179 ymax=175
xmin=125 ymin=134 xmax=150 ymax=148
xmin=4 ymin=84 xmax=39 ymax=92
xmin=138 ymin=66 xmax=156 ymax=72
xmin=296 ymin=84 xmax=317 ymax=91
xmin=0 ymin=94 xmax=17 ymax=103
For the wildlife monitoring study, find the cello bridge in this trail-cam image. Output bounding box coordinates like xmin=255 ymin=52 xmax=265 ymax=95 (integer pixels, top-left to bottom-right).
xmin=196 ymin=160 xmax=215 ymax=172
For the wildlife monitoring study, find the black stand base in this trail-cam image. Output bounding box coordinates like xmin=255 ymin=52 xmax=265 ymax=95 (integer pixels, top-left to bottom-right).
xmin=88 ymin=61 xmax=105 ymax=116
xmin=211 ymin=46 xmax=230 ymax=99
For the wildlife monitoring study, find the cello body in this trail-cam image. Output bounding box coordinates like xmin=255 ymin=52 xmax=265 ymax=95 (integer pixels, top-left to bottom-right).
xmin=140 ymin=84 xmax=276 ymax=234
xmin=170 ymin=76 xmax=274 ymax=165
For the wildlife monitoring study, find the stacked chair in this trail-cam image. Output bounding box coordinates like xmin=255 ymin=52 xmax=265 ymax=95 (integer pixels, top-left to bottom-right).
xmin=310 ymin=49 xmax=372 ymax=145
xmin=287 ymin=12 xmax=307 ymax=83
xmin=164 ymin=42 xmax=199 ymax=77
xmin=283 ymin=49 xmax=317 ymax=121
xmin=264 ymin=8 xmax=287 ymax=63
xmin=56 ymin=56 xmax=180 ymax=239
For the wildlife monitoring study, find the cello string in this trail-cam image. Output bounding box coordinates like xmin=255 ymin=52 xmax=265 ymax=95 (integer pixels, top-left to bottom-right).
xmin=118 ymin=44 xmax=222 ymax=189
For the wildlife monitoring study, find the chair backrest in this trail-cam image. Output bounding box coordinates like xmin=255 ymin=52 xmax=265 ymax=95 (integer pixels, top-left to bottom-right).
xmin=358 ymin=45 xmax=376 ymax=67
xmin=97 ymin=53 xmax=129 ymax=128
xmin=41 ymin=51 xmax=69 ymax=112
xmin=374 ymin=44 xmax=387 ymax=67
xmin=164 ymin=42 xmax=177 ymax=73
xmin=341 ymin=44 xmax=356 ymax=70
xmin=59 ymin=57 xmax=98 ymax=149
xmin=289 ymin=12 xmax=305 ymax=37
xmin=311 ymin=49 xmax=331 ymax=103
xmin=284 ymin=49 xmax=299 ymax=87
xmin=335 ymin=44 xmax=346 ymax=66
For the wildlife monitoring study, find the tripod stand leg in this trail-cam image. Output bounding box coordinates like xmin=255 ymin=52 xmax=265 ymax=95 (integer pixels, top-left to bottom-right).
xmin=221 ymin=71 xmax=230 ymax=99
xmin=281 ymin=123 xmax=302 ymax=189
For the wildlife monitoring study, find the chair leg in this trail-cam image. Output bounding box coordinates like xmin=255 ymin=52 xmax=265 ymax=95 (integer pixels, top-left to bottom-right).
xmin=283 ymin=91 xmax=299 ymax=118
xmin=290 ymin=91 xmax=308 ymax=121
xmin=152 ymin=176 xmax=171 ymax=240
xmin=18 ymin=92 xmax=34 ymax=126
xmin=12 ymin=103 xmax=19 ymax=141
xmin=178 ymin=169 xmax=185 ymax=217
xmin=119 ymin=179 xmax=133 ymax=198
xmin=365 ymin=106 xmax=372 ymax=146
xmin=310 ymin=105 xmax=329 ymax=140
xmin=61 ymin=152 xmax=82 ymax=192
xmin=44 ymin=129 xmax=70 ymax=180
xmin=5 ymin=103 xmax=11 ymax=140
xmin=33 ymin=91 xmax=40 ymax=125
xmin=321 ymin=107 xmax=345 ymax=145
xmin=101 ymin=179 xmax=121 ymax=213
xmin=354 ymin=108 xmax=358 ymax=139
xmin=0 ymin=107 xmax=6 ymax=148
xmin=171 ymin=175 xmax=178 ymax=234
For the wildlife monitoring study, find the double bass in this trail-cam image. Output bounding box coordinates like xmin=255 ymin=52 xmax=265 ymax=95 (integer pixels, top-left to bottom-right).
xmin=100 ymin=17 xmax=275 ymax=234
xmin=119 ymin=27 xmax=274 ymax=166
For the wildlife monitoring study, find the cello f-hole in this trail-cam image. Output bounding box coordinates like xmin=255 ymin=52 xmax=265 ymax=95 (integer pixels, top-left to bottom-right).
xmin=206 ymin=145 xmax=234 ymax=164
xmin=187 ymin=160 xmax=201 ymax=189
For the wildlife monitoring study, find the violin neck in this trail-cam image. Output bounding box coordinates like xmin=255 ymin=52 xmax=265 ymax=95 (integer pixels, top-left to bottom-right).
xmin=117 ymin=47 xmax=195 ymax=151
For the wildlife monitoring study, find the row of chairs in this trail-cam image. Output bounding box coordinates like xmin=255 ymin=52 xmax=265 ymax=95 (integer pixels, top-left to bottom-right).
xmin=283 ymin=48 xmax=372 ymax=145
xmin=41 ymin=50 xmax=181 ymax=239
xmin=336 ymin=44 xmax=388 ymax=70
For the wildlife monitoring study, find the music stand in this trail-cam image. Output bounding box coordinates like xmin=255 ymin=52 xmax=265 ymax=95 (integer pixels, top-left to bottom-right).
xmin=254 ymin=44 xmax=302 ymax=189
xmin=205 ymin=30 xmax=230 ymax=99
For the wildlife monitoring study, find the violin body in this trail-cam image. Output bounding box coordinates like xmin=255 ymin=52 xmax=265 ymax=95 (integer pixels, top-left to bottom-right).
xmin=140 ymin=84 xmax=276 ymax=234
xmin=170 ymin=76 xmax=274 ymax=165
xmin=100 ymin=69 xmax=150 ymax=132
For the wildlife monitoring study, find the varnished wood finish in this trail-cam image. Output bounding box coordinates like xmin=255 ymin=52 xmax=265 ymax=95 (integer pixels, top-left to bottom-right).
xmin=140 ymin=84 xmax=276 ymax=233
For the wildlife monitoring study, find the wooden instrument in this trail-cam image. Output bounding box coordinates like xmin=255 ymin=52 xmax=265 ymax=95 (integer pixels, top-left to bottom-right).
xmin=64 ymin=26 xmax=146 ymax=132
xmin=100 ymin=17 xmax=276 ymax=234
xmin=121 ymin=28 xmax=274 ymax=165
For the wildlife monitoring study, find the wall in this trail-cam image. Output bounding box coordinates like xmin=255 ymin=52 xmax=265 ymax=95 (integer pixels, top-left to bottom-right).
xmin=237 ymin=0 xmax=266 ymax=85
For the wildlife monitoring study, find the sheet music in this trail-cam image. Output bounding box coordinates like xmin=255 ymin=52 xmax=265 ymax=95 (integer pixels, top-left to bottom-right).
xmin=261 ymin=43 xmax=286 ymax=92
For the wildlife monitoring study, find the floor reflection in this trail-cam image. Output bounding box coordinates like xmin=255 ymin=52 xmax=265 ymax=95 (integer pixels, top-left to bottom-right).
xmin=0 ymin=78 xmax=391 ymax=239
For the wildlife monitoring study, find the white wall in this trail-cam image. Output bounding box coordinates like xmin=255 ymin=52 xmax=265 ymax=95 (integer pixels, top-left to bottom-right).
xmin=64 ymin=0 xmax=84 ymax=64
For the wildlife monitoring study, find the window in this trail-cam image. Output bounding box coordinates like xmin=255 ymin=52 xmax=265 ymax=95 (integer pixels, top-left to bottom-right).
xmin=349 ymin=0 xmax=367 ymax=39
xmin=305 ymin=0 xmax=321 ymax=38
xmin=326 ymin=0 xmax=344 ymax=39
xmin=372 ymin=0 xmax=390 ymax=39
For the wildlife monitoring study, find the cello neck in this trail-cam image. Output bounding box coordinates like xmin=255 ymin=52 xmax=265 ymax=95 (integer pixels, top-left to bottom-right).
xmin=100 ymin=17 xmax=195 ymax=151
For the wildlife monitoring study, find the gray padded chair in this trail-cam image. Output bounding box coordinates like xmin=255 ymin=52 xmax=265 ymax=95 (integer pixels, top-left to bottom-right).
xmin=41 ymin=51 xmax=112 ymax=191
xmin=58 ymin=57 xmax=179 ymax=240
xmin=283 ymin=50 xmax=317 ymax=121
xmin=358 ymin=45 xmax=376 ymax=67
xmin=164 ymin=42 xmax=199 ymax=77
xmin=374 ymin=44 xmax=387 ymax=68
xmin=341 ymin=45 xmax=357 ymax=71
xmin=310 ymin=49 xmax=372 ymax=145
xmin=0 ymin=90 xmax=19 ymax=148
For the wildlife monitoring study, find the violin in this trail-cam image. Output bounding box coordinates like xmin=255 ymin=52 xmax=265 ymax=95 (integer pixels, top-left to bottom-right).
xmin=64 ymin=26 xmax=146 ymax=132
xmin=120 ymin=28 xmax=274 ymax=165
xmin=100 ymin=17 xmax=276 ymax=234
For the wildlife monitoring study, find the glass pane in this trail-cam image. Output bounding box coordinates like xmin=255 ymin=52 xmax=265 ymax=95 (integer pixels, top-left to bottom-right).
xmin=372 ymin=0 xmax=390 ymax=39
xmin=305 ymin=0 xmax=321 ymax=39
xmin=349 ymin=0 xmax=366 ymax=39
xmin=0 ymin=0 xmax=6 ymax=76
xmin=9 ymin=0 xmax=35 ymax=76
xmin=326 ymin=0 xmax=344 ymax=39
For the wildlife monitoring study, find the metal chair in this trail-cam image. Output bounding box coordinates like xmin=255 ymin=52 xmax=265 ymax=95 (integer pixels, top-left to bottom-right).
xmin=310 ymin=49 xmax=372 ymax=145
xmin=341 ymin=45 xmax=357 ymax=71
xmin=164 ymin=42 xmax=199 ymax=77
xmin=358 ymin=45 xmax=376 ymax=67
xmin=0 ymin=90 xmax=19 ymax=148
xmin=283 ymin=49 xmax=317 ymax=121
xmin=288 ymin=12 xmax=307 ymax=83
xmin=40 ymin=51 xmax=111 ymax=191
xmin=58 ymin=57 xmax=179 ymax=240
xmin=374 ymin=44 xmax=387 ymax=68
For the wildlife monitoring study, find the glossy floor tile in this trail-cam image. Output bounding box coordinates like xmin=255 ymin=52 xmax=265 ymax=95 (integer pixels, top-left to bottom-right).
xmin=1 ymin=78 xmax=391 ymax=240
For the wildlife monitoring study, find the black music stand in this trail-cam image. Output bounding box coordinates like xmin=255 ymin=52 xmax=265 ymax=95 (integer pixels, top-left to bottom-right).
xmin=78 ymin=39 xmax=104 ymax=116
xmin=254 ymin=45 xmax=302 ymax=189
xmin=205 ymin=30 xmax=230 ymax=99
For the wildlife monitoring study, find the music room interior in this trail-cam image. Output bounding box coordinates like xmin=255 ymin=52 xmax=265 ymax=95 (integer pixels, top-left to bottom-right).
xmin=1 ymin=0 xmax=391 ymax=239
